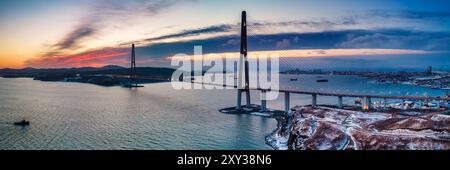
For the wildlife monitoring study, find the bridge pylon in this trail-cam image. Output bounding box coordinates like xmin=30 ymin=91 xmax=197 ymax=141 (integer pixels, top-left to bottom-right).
xmin=124 ymin=44 xmax=143 ymax=88
xmin=236 ymin=11 xmax=251 ymax=110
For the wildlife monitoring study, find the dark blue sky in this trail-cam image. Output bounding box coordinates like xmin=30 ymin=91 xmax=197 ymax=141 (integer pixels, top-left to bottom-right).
xmin=0 ymin=0 xmax=449 ymax=70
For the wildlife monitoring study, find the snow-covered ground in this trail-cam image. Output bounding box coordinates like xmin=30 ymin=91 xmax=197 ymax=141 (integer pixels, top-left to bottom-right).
xmin=266 ymin=106 xmax=450 ymax=150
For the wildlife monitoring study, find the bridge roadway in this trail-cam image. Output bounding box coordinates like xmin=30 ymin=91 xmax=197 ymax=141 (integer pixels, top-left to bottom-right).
xmin=191 ymin=81 xmax=449 ymax=112
xmin=122 ymin=73 xmax=449 ymax=112
xmin=192 ymin=81 xmax=449 ymax=100
xmin=121 ymin=75 xmax=449 ymax=100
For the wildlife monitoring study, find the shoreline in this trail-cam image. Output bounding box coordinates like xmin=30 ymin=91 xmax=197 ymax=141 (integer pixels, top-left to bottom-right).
xmin=1 ymin=75 xmax=171 ymax=87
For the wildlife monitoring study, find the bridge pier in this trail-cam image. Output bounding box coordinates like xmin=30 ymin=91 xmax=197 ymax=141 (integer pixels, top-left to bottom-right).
xmin=338 ymin=96 xmax=343 ymax=108
xmin=237 ymin=89 xmax=242 ymax=109
xmin=312 ymin=94 xmax=317 ymax=108
xmin=362 ymin=96 xmax=371 ymax=110
xmin=285 ymin=92 xmax=290 ymax=114
xmin=402 ymin=99 xmax=406 ymax=110
xmin=246 ymin=89 xmax=251 ymax=107
xmin=261 ymin=90 xmax=267 ymax=112
xmin=384 ymin=98 xmax=387 ymax=109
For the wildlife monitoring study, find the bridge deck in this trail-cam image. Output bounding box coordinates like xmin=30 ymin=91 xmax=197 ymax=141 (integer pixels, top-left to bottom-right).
xmin=192 ymin=81 xmax=450 ymax=101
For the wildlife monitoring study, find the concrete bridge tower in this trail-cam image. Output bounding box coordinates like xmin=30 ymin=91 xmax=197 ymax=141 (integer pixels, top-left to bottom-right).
xmin=237 ymin=11 xmax=251 ymax=109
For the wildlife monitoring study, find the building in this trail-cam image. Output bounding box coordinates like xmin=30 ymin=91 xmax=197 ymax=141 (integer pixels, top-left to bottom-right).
xmin=426 ymin=66 xmax=432 ymax=75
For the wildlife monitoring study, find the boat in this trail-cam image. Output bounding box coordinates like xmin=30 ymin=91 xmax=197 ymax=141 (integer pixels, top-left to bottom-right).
xmin=14 ymin=120 xmax=30 ymax=126
xmin=121 ymin=83 xmax=144 ymax=88
xmin=123 ymin=84 xmax=144 ymax=88
xmin=290 ymin=78 xmax=298 ymax=81
xmin=316 ymin=79 xmax=328 ymax=83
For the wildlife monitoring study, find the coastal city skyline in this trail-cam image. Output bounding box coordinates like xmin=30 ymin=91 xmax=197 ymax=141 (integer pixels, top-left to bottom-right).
xmin=1 ymin=0 xmax=450 ymax=70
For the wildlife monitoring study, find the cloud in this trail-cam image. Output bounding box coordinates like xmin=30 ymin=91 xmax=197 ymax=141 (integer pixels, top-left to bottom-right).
xmin=222 ymin=39 xmax=240 ymax=46
xmin=276 ymin=39 xmax=291 ymax=48
xmin=44 ymin=0 xmax=189 ymax=56
xmin=339 ymin=33 xmax=404 ymax=49
xmin=312 ymin=50 xmax=327 ymax=55
xmin=24 ymin=4 xmax=450 ymax=69
xmin=249 ymin=16 xmax=358 ymax=28
xmin=367 ymin=10 xmax=450 ymax=21
xmin=246 ymin=17 xmax=359 ymax=34
xmin=423 ymin=37 xmax=450 ymax=50
xmin=119 ymin=29 xmax=448 ymax=63
xmin=111 ymin=9 xmax=450 ymax=50
xmin=135 ymin=17 xmax=359 ymax=45
xmin=129 ymin=29 xmax=450 ymax=59
xmin=44 ymin=6 xmax=450 ymax=58
xmin=92 ymin=0 xmax=188 ymax=18
xmin=346 ymin=10 xmax=450 ymax=32
xmin=314 ymin=57 xmax=383 ymax=68
xmin=293 ymin=36 xmax=300 ymax=43
xmin=144 ymin=24 xmax=236 ymax=42
xmin=27 ymin=48 xmax=129 ymax=68
xmin=338 ymin=30 xmax=450 ymax=50
xmin=273 ymin=18 xmax=357 ymax=27
xmin=30 ymin=28 xmax=450 ymax=68
xmin=52 ymin=22 xmax=97 ymax=51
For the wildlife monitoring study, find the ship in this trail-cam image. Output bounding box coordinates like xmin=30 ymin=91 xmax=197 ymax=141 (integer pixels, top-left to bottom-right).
xmin=122 ymin=84 xmax=144 ymax=88
xmin=14 ymin=119 xmax=30 ymax=126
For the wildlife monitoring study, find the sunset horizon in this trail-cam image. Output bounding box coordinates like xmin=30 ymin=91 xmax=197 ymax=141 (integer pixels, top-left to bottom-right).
xmin=1 ymin=0 xmax=449 ymax=69
xmin=1 ymin=0 xmax=449 ymax=165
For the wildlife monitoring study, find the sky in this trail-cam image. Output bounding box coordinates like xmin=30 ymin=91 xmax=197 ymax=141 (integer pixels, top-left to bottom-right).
xmin=0 ymin=0 xmax=449 ymax=70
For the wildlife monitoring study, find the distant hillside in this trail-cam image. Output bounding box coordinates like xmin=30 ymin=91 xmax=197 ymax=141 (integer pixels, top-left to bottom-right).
xmin=0 ymin=65 xmax=175 ymax=80
xmin=0 ymin=65 xmax=126 ymax=77
xmin=83 ymin=67 xmax=175 ymax=77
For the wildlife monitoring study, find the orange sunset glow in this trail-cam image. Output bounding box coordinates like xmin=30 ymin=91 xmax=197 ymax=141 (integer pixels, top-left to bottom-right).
xmin=0 ymin=0 xmax=449 ymax=69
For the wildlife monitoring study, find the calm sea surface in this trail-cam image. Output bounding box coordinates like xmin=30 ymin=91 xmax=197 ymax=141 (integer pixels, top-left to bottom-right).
xmin=0 ymin=75 xmax=446 ymax=150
